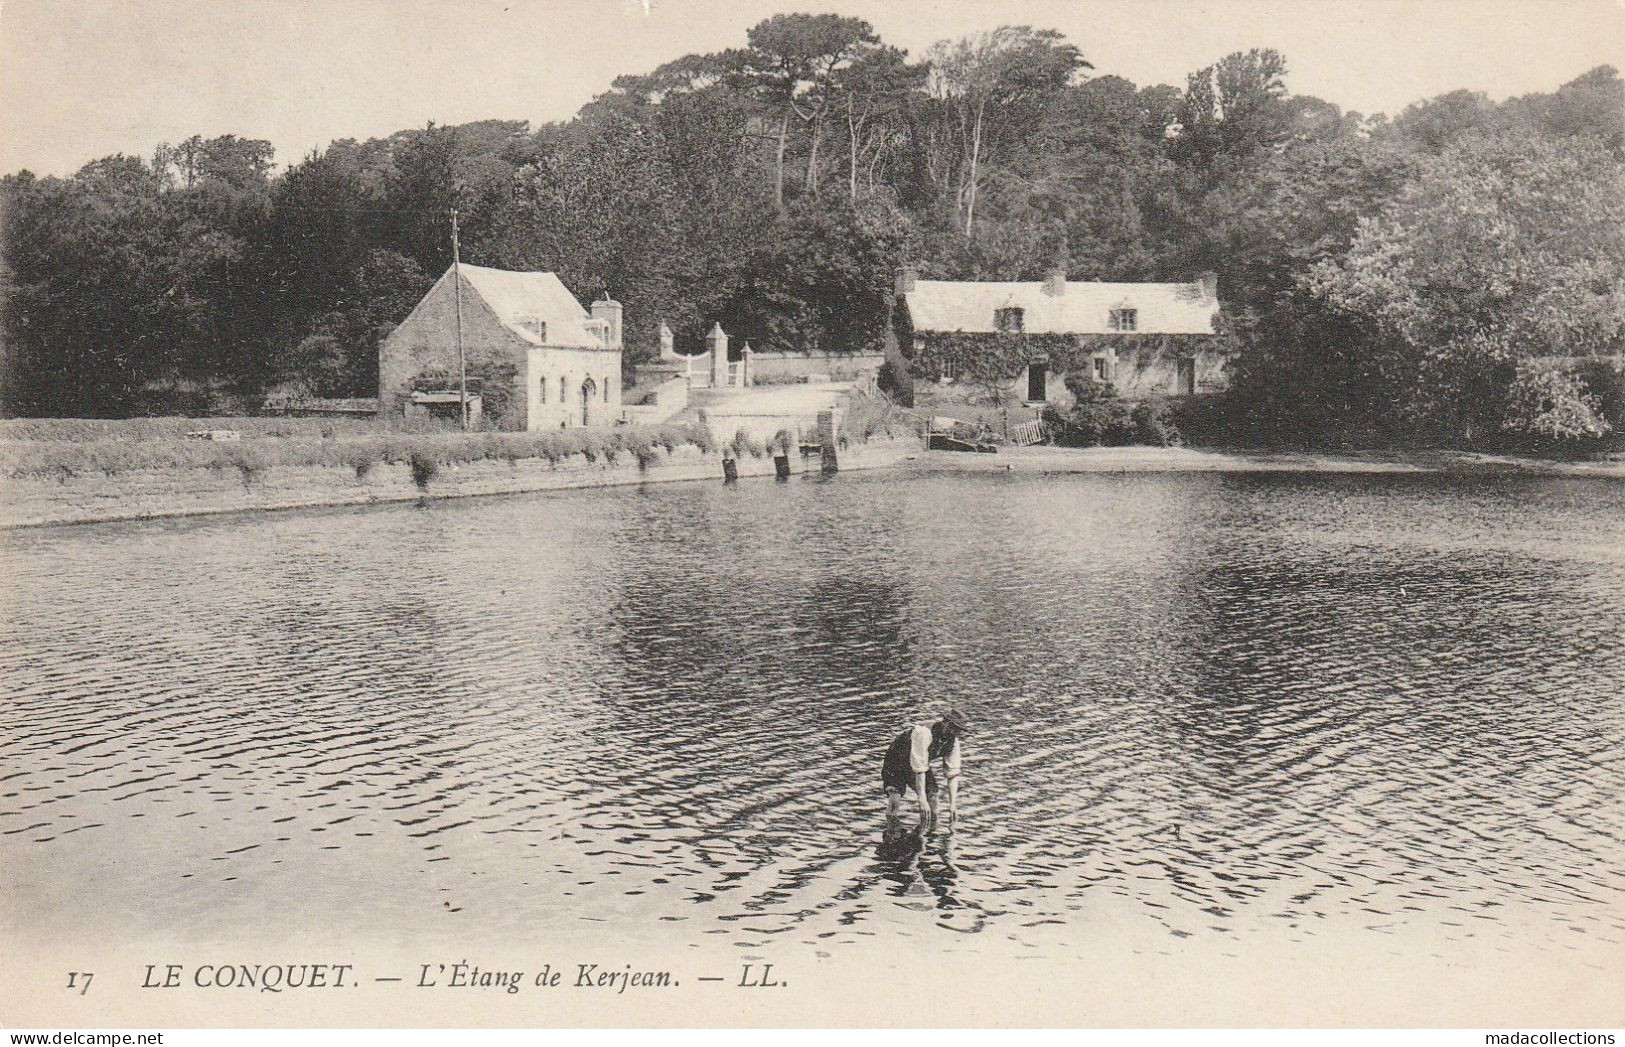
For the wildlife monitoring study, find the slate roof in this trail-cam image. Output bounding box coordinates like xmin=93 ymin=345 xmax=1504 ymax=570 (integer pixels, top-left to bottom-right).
xmin=453 ymin=264 xmax=602 ymax=347
xmin=903 ymin=279 xmax=1218 ymax=335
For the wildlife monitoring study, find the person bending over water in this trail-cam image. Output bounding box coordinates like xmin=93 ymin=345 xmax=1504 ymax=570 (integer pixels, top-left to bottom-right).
xmin=881 ymin=709 xmax=969 ymax=834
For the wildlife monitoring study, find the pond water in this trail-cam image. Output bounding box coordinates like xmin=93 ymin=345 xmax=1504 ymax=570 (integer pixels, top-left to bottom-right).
xmin=3 ymin=468 xmax=1623 ymax=961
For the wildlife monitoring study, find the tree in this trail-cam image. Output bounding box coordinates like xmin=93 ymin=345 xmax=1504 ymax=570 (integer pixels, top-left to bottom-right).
xmin=1384 ymin=89 xmax=1501 ymax=153
xmin=154 ymin=134 xmax=275 ymax=192
xmin=833 ymin=46 xmax=924 ymax=199
xmin=1502 ymin=361 xmax=1612 ymax=442
xmin=271 ymin=249 xmax=431 ymax=397
xmin=730 ymin=14 xmax=884 ymax=209
xmin=1502 ymin=65 xmax=1624 ymax=152
xmin=1203 ymin=132 xmax=1418 ymax=312
xmin=758 ymin=195 xmax=910 ymax=353
xmin=260 ymin=150 xmax=377 ymax=346
xmin=1170 ymin=49 xmax=1291 ymax=178
xmin=923 ymin=27 xmax=1091 ymax=235
xmin=380 ymin=123 xmax=464 ymax=274
xmin=1309 ymin=134 xmax=1625 ymax=439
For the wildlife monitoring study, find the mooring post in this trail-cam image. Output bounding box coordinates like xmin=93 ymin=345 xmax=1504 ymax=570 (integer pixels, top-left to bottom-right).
xmin=818 ymin=409 xmax=841 ymax=474
xmin=774 ymin=431 xmax=792 ymax=480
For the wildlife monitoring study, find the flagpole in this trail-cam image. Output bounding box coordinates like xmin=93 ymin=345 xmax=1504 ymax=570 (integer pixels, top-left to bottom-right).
xmin=451 ymin=208 xmax=468 ymax=431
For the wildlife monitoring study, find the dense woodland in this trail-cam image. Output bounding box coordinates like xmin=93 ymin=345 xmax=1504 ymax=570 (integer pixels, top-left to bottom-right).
xmin=2 ymin=15 xmax=1622 ymax=445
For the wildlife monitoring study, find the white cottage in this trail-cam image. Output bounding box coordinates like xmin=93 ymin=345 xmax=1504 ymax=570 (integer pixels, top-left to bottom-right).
xmin=890 ymin=267 xmax=1225 ymax=404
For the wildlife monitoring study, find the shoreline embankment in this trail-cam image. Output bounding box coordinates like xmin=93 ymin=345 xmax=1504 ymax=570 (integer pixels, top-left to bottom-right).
xmin=3 ymin=440 xmax=1620 ymax=530
xmin=0 ymin=437 xmax=922 ymax=529
xmin=917 ymin=444 xmax=1625 ymax=479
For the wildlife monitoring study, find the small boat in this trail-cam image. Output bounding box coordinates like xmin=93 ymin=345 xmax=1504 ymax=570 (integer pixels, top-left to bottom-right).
xmin=926 ymin=416 xmax=999 ymax=453
xmin=928 ymin=433 xmax=998 ymax=453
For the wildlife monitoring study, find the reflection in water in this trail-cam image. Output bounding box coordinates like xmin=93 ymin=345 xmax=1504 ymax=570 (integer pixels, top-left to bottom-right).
xmin=871 ymin=821 xmax=984 ymax=933
xmin=1 ymin=470 xmax=1622 ymax=958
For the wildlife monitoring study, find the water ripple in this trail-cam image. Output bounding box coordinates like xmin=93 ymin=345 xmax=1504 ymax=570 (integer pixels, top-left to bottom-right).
xmin=2 ymin=470 xmax=1623 ymax=955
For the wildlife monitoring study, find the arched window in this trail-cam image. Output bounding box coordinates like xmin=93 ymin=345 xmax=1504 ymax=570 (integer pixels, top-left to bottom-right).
xmin=604 ymin=377 xmax=610 ymax=402
xmin=539 ymin=373 xmax=547 ymax=404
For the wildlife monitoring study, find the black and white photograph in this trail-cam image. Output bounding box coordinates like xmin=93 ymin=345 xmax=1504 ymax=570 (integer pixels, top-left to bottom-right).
xmin=0 ymin=0 xmax=1622 ymax=1033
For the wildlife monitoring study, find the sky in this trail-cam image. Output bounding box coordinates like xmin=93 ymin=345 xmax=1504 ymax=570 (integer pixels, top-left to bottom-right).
xmin=1 ymin=0 xmax=1621 ymax=176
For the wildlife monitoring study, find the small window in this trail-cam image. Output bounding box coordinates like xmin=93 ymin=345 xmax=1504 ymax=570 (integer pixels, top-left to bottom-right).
xmin=604 ymin=378 xmax=610 ymax=402
xmin=1093 ymin=357 xmax=1107 ymax=381
xmin=1108 ymin=308 xmax=1137 ymax=332
xmin=940 ymin=359 xmax=956 ymax=382
xmin=995 ymin=306 xmax=1025 ymax=333
xmin=539 ymin=375 xmax=547 ymax=404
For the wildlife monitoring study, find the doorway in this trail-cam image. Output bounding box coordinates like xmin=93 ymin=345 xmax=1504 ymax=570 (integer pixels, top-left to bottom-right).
xmin=1176 ymin=358 xmax=1196 ymax=396
xmin=580 ymin=377 xmax=598 ymax=426
xmin=1026 ymin=362 xmax=1047 ymax=403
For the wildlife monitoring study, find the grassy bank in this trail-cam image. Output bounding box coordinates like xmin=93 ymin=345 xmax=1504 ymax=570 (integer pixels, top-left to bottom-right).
xmin=0 ymin=388 xmax=922 ymax=482
xmin=0 ymin=416 xmax=380 ymax=443
xmin=0 ymin=419 xmax=721 ymax=481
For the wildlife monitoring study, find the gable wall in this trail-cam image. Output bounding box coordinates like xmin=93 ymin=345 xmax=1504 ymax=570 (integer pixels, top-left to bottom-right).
xmin=379 ymin=271 xmax=531 ymax=426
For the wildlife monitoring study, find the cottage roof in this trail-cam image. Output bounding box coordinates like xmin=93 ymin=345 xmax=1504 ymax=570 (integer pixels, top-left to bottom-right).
xmin=454 ymin=264 xmax=601 ymax=346
xmin=903 ymin=279 xmax=1218 ymax=335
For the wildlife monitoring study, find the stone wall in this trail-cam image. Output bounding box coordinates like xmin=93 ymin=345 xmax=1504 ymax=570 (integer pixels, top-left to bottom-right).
xmin=1109 ymin=347 xmax=1227 ymax=397
xmin=749 ymin=352 xmax=885 ymax=382
xmin=621 ymin=375 xmax=690 ymax=425
xmin=701 ymin=411 xmax=824 ymax=446
xmin=0 ymin=437 xmax=923 ymax=529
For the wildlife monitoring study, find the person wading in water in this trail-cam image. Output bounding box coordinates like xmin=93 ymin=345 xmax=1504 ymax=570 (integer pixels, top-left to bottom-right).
xmin=881 ymin=709 xmax=969 ymax=834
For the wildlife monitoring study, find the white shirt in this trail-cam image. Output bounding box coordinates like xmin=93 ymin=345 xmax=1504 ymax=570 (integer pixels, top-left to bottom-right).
xmin=908 ymin=724 xmax=963 ymax=777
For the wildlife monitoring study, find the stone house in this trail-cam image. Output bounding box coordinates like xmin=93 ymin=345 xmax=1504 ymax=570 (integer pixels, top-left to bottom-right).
xmin=888 ymin=267 xmax=1226 ymax=407
xmin=378 ymin=264 xmax=622 ymax=430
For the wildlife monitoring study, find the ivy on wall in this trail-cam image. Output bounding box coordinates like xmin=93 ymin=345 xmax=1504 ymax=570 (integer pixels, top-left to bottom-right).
xmin=906 ymin=331 xmax=1229 ymax=384
xmin=408 ymin=361 xmax=519 ymax=424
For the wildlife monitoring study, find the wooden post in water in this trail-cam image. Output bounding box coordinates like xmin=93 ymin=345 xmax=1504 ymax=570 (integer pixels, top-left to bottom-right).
xmin=818 ymin=409 xmax=840 ymax=474
xmin=774 ymin=430 xmax=792 ymax=480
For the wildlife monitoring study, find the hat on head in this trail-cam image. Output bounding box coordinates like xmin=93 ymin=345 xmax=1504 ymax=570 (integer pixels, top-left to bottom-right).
xmin=940 ymin=707 xmax=971 ymax=735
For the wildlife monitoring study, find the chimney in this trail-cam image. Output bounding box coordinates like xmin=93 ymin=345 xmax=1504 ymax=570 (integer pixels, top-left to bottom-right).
xmin=590 ymin=298 xmax=623 ymax=348
xmin=1197 ymin=271 xmax=1218 ymax=302
xmin=895 ymin=265 xmax=918 ymax=295
xmin=1042 ymin=266 xmax=1067 ymax=297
